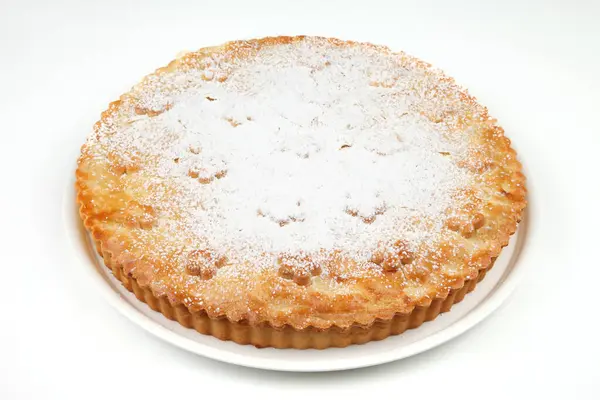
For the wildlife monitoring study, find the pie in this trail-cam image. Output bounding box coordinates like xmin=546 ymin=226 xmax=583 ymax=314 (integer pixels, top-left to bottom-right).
xmin=76 ymin=36 xmax=526 ymax=349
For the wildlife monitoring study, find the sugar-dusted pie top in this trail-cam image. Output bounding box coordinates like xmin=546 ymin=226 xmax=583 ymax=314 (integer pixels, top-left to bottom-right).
xmin=77 ymin=36 xmax=526 ymax=329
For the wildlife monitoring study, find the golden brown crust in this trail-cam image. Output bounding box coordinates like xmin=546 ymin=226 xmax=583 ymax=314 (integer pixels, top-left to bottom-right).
xmin=94 ymin=234 xmax=497 ymax=348
xmin=76 ymin=36 xmax=526 ymax=345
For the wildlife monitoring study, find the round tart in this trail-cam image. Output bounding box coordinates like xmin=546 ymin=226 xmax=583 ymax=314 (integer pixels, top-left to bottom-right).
xmin=76 ymin=36 xmax=526 ymax=349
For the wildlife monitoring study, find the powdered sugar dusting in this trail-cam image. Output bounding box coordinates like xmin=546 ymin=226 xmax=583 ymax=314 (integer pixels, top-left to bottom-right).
xmin=91 ymin=38 xmax=473 ymax=274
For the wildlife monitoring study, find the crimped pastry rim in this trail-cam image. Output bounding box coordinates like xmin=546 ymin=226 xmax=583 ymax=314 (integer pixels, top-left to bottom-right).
xmin=77 ymin=190 xmax=514 ymax=343
xmin=77 ymin=187 xmax=507 ymax=330
xmin=87 ymin=227 xmax=497 ymax=349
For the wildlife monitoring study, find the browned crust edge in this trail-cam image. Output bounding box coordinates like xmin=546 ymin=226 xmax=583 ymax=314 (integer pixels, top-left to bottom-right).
xmin=92 ymin=233 xmax=496 ymax=349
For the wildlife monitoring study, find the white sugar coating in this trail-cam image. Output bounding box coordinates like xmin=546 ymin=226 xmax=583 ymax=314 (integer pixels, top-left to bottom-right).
xmin=93 ymin=39 xmax=473 ymax=267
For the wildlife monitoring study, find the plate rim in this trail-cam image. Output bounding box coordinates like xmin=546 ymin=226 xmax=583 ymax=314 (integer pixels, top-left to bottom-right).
xmin=62 ymin=181 xmax=535 ymax=372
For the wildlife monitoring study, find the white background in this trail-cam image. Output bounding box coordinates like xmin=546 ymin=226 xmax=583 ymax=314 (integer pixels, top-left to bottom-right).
xmin=1 ymin=0 xmax=599 ymax=398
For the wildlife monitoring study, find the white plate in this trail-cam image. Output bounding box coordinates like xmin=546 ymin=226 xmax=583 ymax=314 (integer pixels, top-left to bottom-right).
xmin=63 ymin=185 xmax=531 ymax=372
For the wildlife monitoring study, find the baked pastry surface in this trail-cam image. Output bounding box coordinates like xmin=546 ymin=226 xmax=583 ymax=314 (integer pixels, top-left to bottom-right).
xmin=76 ymin=36 xmax=526 ymax=348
